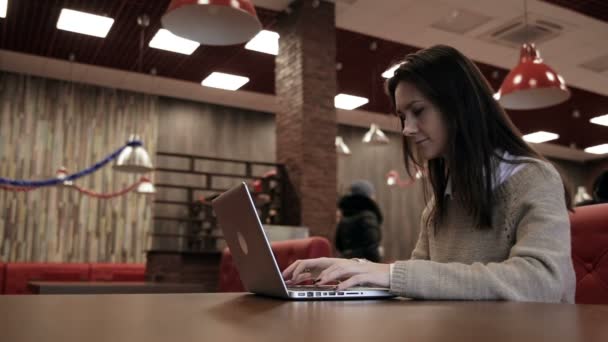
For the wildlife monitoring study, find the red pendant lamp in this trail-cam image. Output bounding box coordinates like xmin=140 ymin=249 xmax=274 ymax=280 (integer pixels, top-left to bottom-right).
xmin=495 ymin=43 xmax=570 ymax=110
xmin=162 ymin=0 xmax=262 ymax=46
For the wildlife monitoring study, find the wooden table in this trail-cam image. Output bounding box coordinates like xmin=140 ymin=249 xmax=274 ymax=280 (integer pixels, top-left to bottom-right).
xmin=1 ymin=293 xmax=607 ymax=342
xmin=28 ymin=281 xmax=209 ymax=294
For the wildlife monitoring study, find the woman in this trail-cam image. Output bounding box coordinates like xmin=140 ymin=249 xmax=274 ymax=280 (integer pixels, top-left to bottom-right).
xmin=283 ymin=45 xmax=576 ymax=303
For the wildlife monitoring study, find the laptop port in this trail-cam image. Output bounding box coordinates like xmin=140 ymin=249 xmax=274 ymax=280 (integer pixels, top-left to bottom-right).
xmin=346 ymin=292 xmax=358 ymax=295
xmin=307 ymin=292 xmax=314 ymax=297
xmin=329 ymin=292 xmax=336 ymax=295
xmin=298 ymin=293 xmax=305 ymax=297
xmin=337 ymin=292 xmax=344 ymax=295
xmin=315 ymin=292 xmax=321 ymax=297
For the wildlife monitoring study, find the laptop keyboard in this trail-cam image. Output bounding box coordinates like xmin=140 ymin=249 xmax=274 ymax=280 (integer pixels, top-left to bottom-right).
xmin=288 ymin=284 xmax=338 ymax=291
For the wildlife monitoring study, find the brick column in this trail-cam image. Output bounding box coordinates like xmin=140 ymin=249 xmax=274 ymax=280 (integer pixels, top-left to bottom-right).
xmin=275 ymin=0 xmax=337 ymax=239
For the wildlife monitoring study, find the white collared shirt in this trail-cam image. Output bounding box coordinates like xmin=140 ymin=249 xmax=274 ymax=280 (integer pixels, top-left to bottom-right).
xmin=444 ymin=151 xmax=530 ymax=197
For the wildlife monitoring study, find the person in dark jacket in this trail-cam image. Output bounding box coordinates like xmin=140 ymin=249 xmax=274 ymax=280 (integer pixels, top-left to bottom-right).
xmin=335 ymin=180 xmax=383 ymax=262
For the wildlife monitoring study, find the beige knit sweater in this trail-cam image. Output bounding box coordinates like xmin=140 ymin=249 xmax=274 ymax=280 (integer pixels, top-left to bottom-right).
xmin=390 ymin=160 xmax=576 ymax=303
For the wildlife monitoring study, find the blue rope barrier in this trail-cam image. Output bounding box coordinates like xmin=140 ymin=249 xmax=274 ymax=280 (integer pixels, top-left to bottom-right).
xmin=0 ymin=140 xmax=144 ymax=187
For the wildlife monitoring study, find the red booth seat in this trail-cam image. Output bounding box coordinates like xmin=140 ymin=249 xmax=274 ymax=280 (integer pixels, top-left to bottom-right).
xmin=4 ymin=263 xmax=90 ymax=294
xmin=218 ymin=237 xmax=332 ymax=292
xmin=570 ymin=203 xmax=608 ymax=304
xmin=89 ymin=263 xmax=145 ymax=282
xmin=0 ymin=263 xmax=5 ymax=294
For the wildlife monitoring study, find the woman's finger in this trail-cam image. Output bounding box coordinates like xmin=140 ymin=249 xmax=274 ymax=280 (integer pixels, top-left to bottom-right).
xmin=291 ymin=272 xmax=314 ymax=285
xmin=315 ymin=259 xmax=352 ymax=280
xmin=317 ymin=263 xmax=358 ymax=285
xmin=284 ymin=257 xmax=337 ymax=281
xmin=282 ymin=260 xmax=301 ymax=279
xmin=336 ymin=274 xmax=366 ymax=291
xmin=314 ymin=263 xmax=340 ymax=283
xmin=290 ymin=260 xmax=318 ymax=281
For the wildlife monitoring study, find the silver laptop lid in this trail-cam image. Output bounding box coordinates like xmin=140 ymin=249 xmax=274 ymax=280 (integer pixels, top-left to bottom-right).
xmin=212 ymin=182 xmax=289 ymax=298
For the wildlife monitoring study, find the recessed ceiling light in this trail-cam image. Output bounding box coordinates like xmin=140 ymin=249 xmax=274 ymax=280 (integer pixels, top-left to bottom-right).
xmin=334 ymin=94 xmax=369 ymax=110
xmin=522 ymin=131 xmax=559 ymax=143
xmin=590 ymin=114 xmax=608 ymax=127
xmin=584 ymin=144 xmax=608 ymax=155
xmin=0 ymin=0 xmax=7 ymax=18
xmin=201 ymin=72 xmax=249 ymax=91
xmin=245 ymin=30 xmax=280 ymax=55
xmin=149 ymin=29 xmax=200 ymax=55
xmin=382 ymin=64 xmax=401 ymax=78
xmin=56 ymin=9 xmax=114 ymax=38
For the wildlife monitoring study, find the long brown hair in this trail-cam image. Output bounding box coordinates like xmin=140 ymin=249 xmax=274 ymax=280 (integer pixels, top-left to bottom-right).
xmin=385 ymin=45 xmax=572 ymax=229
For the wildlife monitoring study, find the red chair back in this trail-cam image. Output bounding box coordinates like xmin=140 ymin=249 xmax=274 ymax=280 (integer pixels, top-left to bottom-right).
xmin=0 ymin=262 xmax=5 ymax=294
xmin=570 ymin=203 xmax=608 ymax=304
xmin=218 ymin=237 xmax=332 ymax=292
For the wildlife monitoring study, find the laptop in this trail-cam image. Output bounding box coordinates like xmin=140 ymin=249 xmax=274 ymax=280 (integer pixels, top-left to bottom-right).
xmin=212 ymin=182 xmax=395 ymax=300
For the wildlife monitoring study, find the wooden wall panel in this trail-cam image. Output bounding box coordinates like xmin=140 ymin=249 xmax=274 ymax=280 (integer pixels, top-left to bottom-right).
xmin=156 ymin=97 xmax=277 ymax=193
xmin=157 ymin=98 xmax=276 ymax=161
xmin=153 ymin=98 xmax=277 ymax=250
xmin=0 ymin=72 xmax=158 ymax=262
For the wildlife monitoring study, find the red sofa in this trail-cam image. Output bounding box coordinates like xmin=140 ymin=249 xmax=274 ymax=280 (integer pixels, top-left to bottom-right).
xmin=90 ymin=263 xmax=146 ymax=282
xmin=4 ymin=263 xmax=90 ymax=294
xmin=570 ymin=203 xmax=608 ymax=304
xmin=0 ymin=262 xmax=5 ymax=293
xmin=1 ymin=263 xmax=145 ymax=295
xmin=218 ymin=237 xmax=332 ymax=292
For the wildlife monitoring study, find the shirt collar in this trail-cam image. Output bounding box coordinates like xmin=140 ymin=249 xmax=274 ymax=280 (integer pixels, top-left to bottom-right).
xmin=443 ymin=150 xmax=523 ymax=198
xmin=445 ymin=177 xmax=453 ymax=197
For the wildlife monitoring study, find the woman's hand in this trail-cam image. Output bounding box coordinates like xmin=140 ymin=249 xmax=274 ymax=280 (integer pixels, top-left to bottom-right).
xmin=282 ymin=257 xmax=338 ymax=285
xmin=282 ymin=257 xmax=391 ymax=291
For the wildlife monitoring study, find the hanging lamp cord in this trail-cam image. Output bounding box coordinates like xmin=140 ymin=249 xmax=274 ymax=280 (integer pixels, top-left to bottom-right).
xmin=524 ymin=0 xmax=529 ymax=43
xmin=137 ymin=14 xmax=149 ymax=73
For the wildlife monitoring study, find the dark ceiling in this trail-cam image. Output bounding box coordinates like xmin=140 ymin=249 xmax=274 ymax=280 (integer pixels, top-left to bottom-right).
xmin=1 ymin=0 xmax=608 ymax=152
